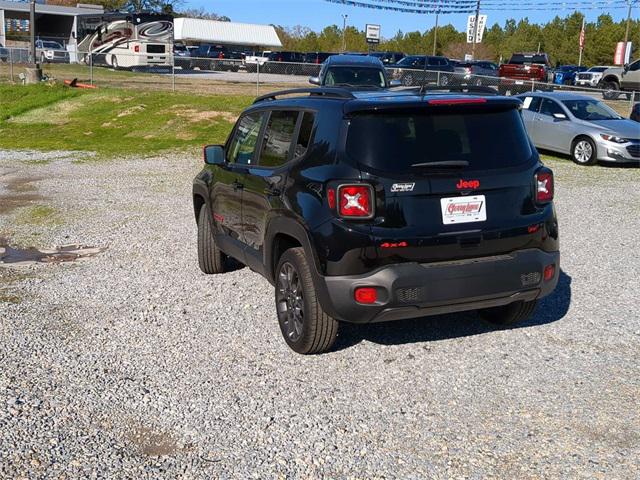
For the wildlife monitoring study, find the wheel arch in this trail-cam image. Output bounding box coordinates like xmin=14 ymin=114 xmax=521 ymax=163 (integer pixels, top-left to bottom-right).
xmin=192 ymin=182 xmax=209 ymax=223
xmin=600 ymin=75 xmax=620 ymax=86
xmin=264 ymin=216 xmax=322 ymax=283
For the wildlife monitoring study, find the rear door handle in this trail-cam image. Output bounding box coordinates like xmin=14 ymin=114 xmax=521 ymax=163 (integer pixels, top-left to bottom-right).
xmin=232 ymin=180 xmax=244 ymax=191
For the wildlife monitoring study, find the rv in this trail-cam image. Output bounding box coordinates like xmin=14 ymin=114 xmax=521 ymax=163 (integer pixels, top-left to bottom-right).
xmin=76 ymin=12 xmax=173 ymax=69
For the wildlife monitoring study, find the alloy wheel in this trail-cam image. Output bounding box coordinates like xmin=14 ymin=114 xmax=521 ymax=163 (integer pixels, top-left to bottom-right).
xmin=276 ymin=261 xmax=304 ymax=342
xmin=574 ymin=140 xmax=593 ymax=164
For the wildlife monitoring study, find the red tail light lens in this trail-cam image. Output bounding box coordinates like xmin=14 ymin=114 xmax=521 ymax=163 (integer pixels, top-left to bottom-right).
xmin=134 ymin=45 xmax=140 ymax=53
xmin=327 ymin=187 xmax=336 ymax=209
xmin=354 ymin=287 xmax=377 ymax=304
xmin=218 ymin=51 xmax=224 ymax=59
xmin=535 ymin=171 xmax=554 ymax=203
xmin=337 ymin=184 xmax=374 ymax=218
xmin=543 ymin=264 xmax=556 ymax=281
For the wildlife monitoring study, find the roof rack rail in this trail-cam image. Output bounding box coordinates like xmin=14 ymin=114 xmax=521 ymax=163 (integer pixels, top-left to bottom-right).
xmin=417 ymin=85 xmax=498 ymax=96
xmin=253 ymin=87 xmax=356 ymax=104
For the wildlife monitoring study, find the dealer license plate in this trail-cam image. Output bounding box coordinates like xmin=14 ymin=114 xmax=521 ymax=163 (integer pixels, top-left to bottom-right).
xmin=440 ymin=195 xmax=487 ymax=225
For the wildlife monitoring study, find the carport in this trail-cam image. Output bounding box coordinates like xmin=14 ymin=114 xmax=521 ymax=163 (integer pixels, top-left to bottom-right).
xmin=173 ymin=18 xmax=282 ymax=50
xmin=0 ymin=0 xmax=103 ymax=52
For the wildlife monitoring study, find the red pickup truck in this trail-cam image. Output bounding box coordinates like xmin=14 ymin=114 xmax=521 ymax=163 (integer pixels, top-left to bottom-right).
xmin=498 ymin=53 xmax=553 ymax=94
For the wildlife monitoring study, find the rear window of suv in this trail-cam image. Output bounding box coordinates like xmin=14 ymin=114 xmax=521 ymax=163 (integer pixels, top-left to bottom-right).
xmin=346 ymin=109 xmax=533 ymax=172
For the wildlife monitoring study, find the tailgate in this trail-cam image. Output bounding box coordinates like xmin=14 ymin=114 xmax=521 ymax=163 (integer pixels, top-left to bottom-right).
xmin=343 ymin=101 xmax=551 ymax=264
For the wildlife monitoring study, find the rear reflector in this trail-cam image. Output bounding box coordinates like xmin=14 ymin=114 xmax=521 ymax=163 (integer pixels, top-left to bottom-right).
xmin=543 ymin=264 xmax=556 ymax=281
xmin=355 ymin=287 xmax=377 ymax=304
xmin=428 ymin=98 xmax=487 ymax=105
xmin=327 ymin=187 xmax=336 ymax=209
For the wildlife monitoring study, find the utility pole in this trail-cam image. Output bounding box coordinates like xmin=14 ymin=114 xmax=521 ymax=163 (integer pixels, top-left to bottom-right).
xmin=471 ymin=0 xmax=481 ymax=60
xmin=342 ymin=14 xmax=348 ymax=52
xmin=29 ymin=0 xmax=36 ymax=65
xmin=432 ymin=11 xmax=439 ymax=56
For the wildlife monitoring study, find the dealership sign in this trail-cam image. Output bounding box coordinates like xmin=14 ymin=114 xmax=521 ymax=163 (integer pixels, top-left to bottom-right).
xmin=366 ymin=24 xmax=381 ymax=44
xmin=614 ymin=41 xmax=632 ymax=65
xmin=466 ymin=15 xmax=487 ymax=44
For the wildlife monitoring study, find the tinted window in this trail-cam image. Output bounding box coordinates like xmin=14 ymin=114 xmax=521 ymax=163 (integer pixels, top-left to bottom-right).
xmin=227 ymin=113 xmax=264 ymax=165
xmin=325 ymin=67 xmax=385 ymax=88
xmin=294 ymin=112 xmax=315 ymax=157
xmin=588 ymin=67 xmax=607 ymax=72
xmin=510 ymin=54 xmax=548 ymax=64
xmin=629 ymin=60 xmax=640 ymax=71
xmin=539 ymin=99 xmax=565 ymax=117
xmin=346 ymin=109 xmax=532 ymax=172
xmin=562 ymin=99 xmax=622 ymax=120
xmin=260 ymin=111 xmax=298 ymax=167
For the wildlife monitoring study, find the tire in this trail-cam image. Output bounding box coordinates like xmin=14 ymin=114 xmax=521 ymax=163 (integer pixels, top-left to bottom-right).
xmin=275 ymin=247 xmax=338 ymax=354
xmin=479 ymin=300 xmax=537 ymax=326
xmin=209 ymin=61 xmax=217 ymax=72
xmin=439 ymin=74 xmax=450 ymax=86
xmin=40 ymin=53 xmax=46 ymax=64
xmin=111 ymin=55 xmax=118 ymax=70
xmin=197 ymin=205 xmax=226 ymax=274
xmin=601 ymin=81 xmax=620 ymax=100
xmin=402 ymin=73 xmax=414 ymax=86
xmin=571 ymin=136 xmax=597 ymax=166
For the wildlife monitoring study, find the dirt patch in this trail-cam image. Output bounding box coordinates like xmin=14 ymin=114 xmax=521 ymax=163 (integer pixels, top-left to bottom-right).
xmin=128 ymin=426 xmax=179 ymax=457
xmin=117 ymin=105 xmax=146 ymax=117
xmin=0 ymin=238 xmax=105 ymax=266
xmin=168 ymin=106 xmax=237 ymax=123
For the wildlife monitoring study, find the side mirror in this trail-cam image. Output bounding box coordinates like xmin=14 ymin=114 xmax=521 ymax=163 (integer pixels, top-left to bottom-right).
xmin=623 ymin=64 xmax=630 ymax=72
xmin=388 ymin=79 xmax=402 ymax=88
xmin=553 ymin=113 xmax=567 ymax=120
xmin=308 ymin=76 xmax=321 ymax=86
xmin=204 ymin=145 xmax=225 ymax=165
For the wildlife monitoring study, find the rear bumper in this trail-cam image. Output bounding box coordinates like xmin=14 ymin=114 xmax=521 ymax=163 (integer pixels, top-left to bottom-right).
xmin=317 ymin=249 xmax=560 ymax=323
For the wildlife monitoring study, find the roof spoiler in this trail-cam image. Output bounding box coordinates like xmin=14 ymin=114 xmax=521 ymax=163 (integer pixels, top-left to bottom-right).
xmin=417 ymin=85 xmax=499 ymax=96
xmin=254 ymin=87 xmax=355 ymax=104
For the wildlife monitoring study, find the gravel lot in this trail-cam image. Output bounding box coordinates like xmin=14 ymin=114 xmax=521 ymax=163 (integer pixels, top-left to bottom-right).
xmin=1 ymin=149 xmax=639 ymax=478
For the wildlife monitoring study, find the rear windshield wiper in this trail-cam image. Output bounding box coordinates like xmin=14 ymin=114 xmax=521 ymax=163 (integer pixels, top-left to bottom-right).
xmin=410 ymin=160 xmax=469 ymax=168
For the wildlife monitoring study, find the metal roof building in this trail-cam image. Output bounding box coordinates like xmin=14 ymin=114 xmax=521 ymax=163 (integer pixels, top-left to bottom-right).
xmin=173 ymin=18 xmax=282 ymax=48
xmin=0 ymin=0 xmax=103 ymax=47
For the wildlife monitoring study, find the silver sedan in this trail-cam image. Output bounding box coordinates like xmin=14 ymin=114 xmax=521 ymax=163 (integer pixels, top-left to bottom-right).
xmin=517 ymin=92 xmax=640 ymax=165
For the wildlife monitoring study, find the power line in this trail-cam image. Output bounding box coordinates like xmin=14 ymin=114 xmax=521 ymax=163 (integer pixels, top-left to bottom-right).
xmin=324 ymin=0 xmax=637 ymax=13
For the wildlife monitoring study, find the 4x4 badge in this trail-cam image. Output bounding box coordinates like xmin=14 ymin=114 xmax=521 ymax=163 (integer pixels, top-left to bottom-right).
xmin=390 ymin=182 xmax=415 ymax=193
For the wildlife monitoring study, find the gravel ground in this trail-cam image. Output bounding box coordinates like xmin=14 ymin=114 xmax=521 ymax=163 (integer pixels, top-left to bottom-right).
xmin=1 ymin=149 xmax=639 ymax=479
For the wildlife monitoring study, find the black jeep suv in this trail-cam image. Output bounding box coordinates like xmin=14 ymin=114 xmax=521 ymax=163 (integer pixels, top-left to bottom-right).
xmin=193 ymin=87 xmax=560 ymax=354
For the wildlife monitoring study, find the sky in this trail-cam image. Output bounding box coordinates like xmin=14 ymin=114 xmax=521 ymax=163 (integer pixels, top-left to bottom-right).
xmin=183 ymin=0 xmax=635 ymax=36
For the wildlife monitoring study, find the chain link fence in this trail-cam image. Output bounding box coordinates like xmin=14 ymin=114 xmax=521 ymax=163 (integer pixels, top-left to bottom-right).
xmin=1 ymin=50 xmax=637 ymax=116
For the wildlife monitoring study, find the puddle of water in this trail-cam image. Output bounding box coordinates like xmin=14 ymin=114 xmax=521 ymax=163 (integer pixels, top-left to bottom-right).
xmin=0 ymin=238 xmax=105 ymax=266
xmin=0 ymin=175 xmax=46 ymax=214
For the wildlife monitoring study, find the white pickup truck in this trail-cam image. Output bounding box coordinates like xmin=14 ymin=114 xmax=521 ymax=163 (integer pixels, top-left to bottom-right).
xmin=243 ymin=51 xmax=271 ymax=72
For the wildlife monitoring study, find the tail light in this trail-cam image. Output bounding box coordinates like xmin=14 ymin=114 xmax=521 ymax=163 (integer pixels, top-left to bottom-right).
xmin=278 ymin=56 xmax=283 ymax=62
xmin=134 ymin=45 xmax=140 ymax=53
xmin=464 ymin=67 xmax=471 ymax=74
xmin=315 ymin=57 xmax=320 ymax=64
xmin=535 ymin=170 xmax=554 ymax=203
xmin=218 ymin=51 xmax=224 ymax=59
xmin=337 ymin=184 xmax=374 ymax=218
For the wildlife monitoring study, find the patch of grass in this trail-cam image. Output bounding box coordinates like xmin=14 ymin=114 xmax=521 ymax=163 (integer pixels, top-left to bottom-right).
xmin=0 ymin=83 xmax=253 ymax=157
xmin=15 ymin=205 xmax=62 ymax=226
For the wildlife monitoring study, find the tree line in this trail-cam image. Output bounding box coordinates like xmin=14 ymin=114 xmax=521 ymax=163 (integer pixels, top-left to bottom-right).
xmin=274 ymin=13 xmax=639 ymax=66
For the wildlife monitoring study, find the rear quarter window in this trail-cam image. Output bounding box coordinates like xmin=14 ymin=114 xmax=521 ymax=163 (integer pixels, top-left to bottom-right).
xmin=346 ymin=109 xmax=533 ymax=172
